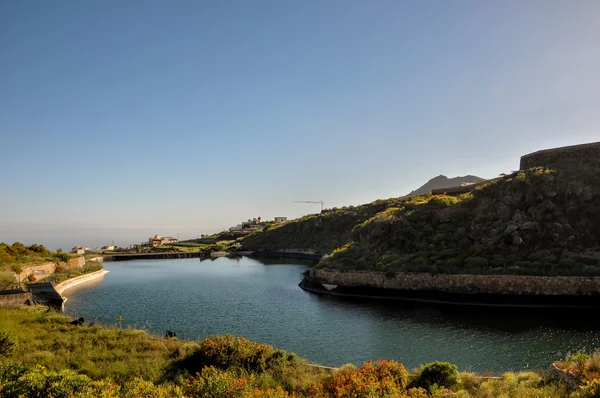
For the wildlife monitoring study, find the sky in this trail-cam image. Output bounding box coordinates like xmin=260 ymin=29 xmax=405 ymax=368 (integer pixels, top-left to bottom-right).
xmin=1 ymin=0 xmax=599 ymax=250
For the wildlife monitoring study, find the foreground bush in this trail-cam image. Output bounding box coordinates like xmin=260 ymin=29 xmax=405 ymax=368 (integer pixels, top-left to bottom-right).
xmin=0 ymin=362 xmax=92 ymax=398
xmin=0 ymin=307 xmax=587 ymax=398
xmin=315 ymin=360 xmax=409 ymax=398
xmin=0 ymin=330 xmax=16 ymax=356
xmin=410 ymin=361 xmax=459 ymax=392
xmin=169 ymin=334 xmax=297 ymax=377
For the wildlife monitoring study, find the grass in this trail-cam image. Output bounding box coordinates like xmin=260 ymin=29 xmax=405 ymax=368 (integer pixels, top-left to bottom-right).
xmin=0 ymin=306 xmax=178 ymax=384
xmin=0 ymin=306 xmax=596 ymax=397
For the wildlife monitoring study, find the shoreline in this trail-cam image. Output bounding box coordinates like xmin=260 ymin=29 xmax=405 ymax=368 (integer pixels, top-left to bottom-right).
xmin=54 ymin=269 xmax=110 ymax=297
xmin=299 ymin=276 xmax=600 ymax=309
xmin=25 ymin=269 xmax=110 ymax=308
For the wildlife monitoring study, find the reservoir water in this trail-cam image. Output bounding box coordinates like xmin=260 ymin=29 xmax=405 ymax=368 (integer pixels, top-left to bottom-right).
xmin=64 ymin=256 xmax=600 ymax=372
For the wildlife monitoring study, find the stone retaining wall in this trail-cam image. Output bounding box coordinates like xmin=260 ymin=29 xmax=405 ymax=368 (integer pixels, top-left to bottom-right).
xmin=315 ymin=269 xmax=600 ymax=295
xmin=0 ymin=292 xmax=32 ymax=308
xmin=54 ymin=269 xmax=109 ymax=295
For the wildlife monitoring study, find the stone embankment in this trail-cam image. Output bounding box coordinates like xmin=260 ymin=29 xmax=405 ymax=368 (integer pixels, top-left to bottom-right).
xmin=104 ymin=252 xmax=202 ymax=261
xmin=54 ymin=269 xmax=110 ymax=296
xmin=315 ymin=269 xmax=600 ymax=296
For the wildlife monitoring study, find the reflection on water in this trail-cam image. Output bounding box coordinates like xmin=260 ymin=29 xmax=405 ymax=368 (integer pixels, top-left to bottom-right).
xmin=64 ymin=257 xmax=600 ymax=372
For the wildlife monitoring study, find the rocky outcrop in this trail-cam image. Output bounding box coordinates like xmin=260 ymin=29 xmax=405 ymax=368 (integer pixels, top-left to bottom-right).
xmin=18 ymin=262 xmax=56 ymax=282
xmin=17 ymin=256 xmax=86 ymax=283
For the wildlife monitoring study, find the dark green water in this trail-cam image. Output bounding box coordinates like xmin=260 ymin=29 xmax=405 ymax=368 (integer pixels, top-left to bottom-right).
xmin=64 ymin=256 xmax=600 ymax=372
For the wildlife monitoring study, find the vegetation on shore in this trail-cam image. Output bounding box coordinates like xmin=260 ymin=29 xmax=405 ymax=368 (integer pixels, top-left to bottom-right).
xmin=0 ymin=243 xmax=77 ymax=271
xmin=0 ymin=243 xmax=83 ymax=289
xmin=3 ymin=306 xmax=600 ymax=397
xmin=4 ymin=306 xmax=600 ymax=397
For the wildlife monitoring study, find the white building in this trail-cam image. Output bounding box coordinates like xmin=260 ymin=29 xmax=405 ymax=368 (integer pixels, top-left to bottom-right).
xmin=274 ymin=217 xmax=287 ymax=223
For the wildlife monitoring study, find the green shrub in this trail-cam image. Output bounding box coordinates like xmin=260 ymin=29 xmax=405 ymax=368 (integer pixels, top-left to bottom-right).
xmin=446 ymin=258 xmax=463 ymax=268
xmin=185 ymin=366 xmax=250 ymax=398
xmin=411 ymin=361 xmax=459 ymax=392
xmin=490 ymin=257 xmax=507 ymax=268
xmin=559 ymin=258 xmax=577 ymax=267
xmin=53 ymin=252 xmax=70 ymax=263
xmin=0 ymin=330 xmax=16 ymax=356
xmin=0 ymin=365 xmax=92 ymax=398
xmin=570 ymin=351 xmax=592 ymax=378
xmin=168 ymin=335 xmax=296 ymax=377
xmin=428 ymin=195 xmax=459 ymax=208
xmin=432 ymin=233 xmax=447 ymax=243
xmin=464 ymin=257 xmax=489 ymax=269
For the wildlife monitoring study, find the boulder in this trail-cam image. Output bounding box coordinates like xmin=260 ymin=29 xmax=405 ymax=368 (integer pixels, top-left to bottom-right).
xmin=512 ymin=234 xmax=524 ymax=246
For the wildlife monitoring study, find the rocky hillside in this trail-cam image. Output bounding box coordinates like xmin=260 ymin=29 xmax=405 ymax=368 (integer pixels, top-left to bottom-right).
xmin=241 ymin=198 xmax=406 ymax=254
xmin=320 ymin=166 xmax=600 ymax=276
xmin=405 ymin=175 xmax=484 ymax=197
xmin=242 ymin=142 xmax=600 ymax=276
xmin=240 ymin=175 xmax=481 ymax=254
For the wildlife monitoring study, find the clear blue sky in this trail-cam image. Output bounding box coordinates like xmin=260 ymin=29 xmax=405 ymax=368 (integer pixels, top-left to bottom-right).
xmin=1 ymin=0 xmax=599 ymax=250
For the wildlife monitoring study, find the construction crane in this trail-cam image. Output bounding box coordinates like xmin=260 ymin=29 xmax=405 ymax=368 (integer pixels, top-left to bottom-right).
xmin=294 ymin=200 xmax=325 ymax=212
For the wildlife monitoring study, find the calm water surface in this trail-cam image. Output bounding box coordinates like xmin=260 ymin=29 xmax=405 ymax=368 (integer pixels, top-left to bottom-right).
xmin=64 ymin=257 xmax=600 ymax=372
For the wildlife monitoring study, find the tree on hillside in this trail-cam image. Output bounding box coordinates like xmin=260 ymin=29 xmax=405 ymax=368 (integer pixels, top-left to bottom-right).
xmin=10 ymin=263 xmax=23 ymax=288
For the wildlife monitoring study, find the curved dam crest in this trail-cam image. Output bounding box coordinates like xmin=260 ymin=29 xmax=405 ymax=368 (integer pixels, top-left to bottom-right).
xmin=54 ymin=269 xmax=110 ymax=302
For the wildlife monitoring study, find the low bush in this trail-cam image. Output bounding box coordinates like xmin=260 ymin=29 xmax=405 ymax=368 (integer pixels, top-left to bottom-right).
xmin=428 ymin=195 xmax=459 ymax=208
xmin=410 ymin=361 xmax=459 ymax=392
xmin=464 ymin=257 xmax=489 ymax=269
xmin=168 ymin=335 xmax=297 ymax=377
xmin=318 ymin=360 xmax=409 ymax=398
xmin=0 ymin=331 xmax=16 ymax=356
xmin=52 ymin=252 xmax=71 ymax=263
xmin=0 ymin=363 xmax=93 ymax=398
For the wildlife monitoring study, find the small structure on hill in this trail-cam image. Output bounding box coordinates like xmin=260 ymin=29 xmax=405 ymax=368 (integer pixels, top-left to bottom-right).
xmin=520 ymin=141 xmax=600 ymax=171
